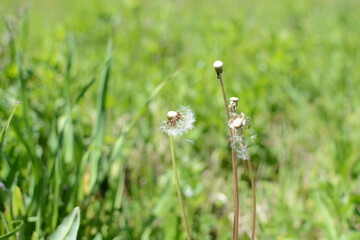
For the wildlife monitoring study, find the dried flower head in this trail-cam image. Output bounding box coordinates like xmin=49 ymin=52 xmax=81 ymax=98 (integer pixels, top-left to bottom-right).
xmin=229 ymin=113 xmax=249 ymax=129
xmin=229 ymin=97 xmax=239 ymax=112
xmin=160 ymin=106 xmax=195 ymax=136
xmin=229 ymin=112 xmax=256 ymax=160
xmin=213 ymin=60 xmax=223 ymax=78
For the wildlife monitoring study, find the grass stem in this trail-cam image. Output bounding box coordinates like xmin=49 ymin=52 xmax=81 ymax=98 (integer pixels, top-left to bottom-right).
xmin=170 ymin=136 xmax=191 ymax=240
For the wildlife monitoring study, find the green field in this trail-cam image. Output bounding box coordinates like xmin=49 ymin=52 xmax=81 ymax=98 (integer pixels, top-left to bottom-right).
xmin=1 ymin=0 xmax=360 ymax=239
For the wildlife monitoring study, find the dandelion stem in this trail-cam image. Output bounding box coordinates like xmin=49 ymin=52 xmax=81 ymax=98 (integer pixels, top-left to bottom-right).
xmin=218 ymin=73 xmax=230 ymax=120
xmin=217 ymin=71 xmax=239 ymax=240
xmin=246 ymin=159 xmax=256 ymax=240
xmin=230 ymin=129 xmax=240 ymax=240
xmin=170 ymin=135 xmax=191 ymax=240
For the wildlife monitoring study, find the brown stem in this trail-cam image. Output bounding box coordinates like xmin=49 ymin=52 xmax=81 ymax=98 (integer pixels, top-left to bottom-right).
xmin=217 ymin=72 xmax=239 ymax=240
xmin=231 ymin=129 xmax=239 ymax=240
xmin=246 ymin=159 xmax=256 ymax=240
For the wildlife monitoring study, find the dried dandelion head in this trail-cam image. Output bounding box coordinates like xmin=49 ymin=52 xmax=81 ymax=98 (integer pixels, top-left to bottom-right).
xmin=160 ymin=106 xmax=195 ymax=136
xmin=227 ymin=98 xmax=256 ymax=160
xmin=213 ymin=60 xmax=223 ymax=78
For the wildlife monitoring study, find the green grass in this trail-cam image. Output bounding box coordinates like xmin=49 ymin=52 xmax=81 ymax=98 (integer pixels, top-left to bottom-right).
xmin=1 ymin=0 xmax=360 ymax=239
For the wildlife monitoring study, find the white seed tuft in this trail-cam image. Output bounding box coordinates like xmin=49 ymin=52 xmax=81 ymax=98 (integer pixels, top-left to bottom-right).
xmin=161 ymin=106 xmax=196 ymax=136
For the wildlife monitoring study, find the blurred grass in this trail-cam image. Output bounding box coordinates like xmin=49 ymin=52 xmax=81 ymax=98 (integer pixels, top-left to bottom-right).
xmin=0 ymin=0 xmax=360 ymax=239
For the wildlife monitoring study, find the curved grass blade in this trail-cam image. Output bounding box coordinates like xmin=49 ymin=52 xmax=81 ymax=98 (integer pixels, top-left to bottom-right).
xmin=0 ymin=102 xmax=19 ymax=149
xmin=48 ymin=207 xmax=81 ymax=240
xmin=0 ymin=213 xmax=24 ymax=240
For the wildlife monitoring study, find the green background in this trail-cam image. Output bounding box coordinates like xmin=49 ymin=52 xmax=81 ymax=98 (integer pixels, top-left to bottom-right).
xmin=1 ymin=0 xmax=359 ymax=239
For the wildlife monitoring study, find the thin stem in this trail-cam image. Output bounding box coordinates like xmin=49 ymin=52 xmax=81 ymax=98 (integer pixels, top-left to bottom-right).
xmin=218 ymin=74 xmax=230 ymax=120
xmin=217 ymin=73 xmax=239 ymax=240
xmin=170 ymin=136 xmax=191 ymax=240
xmin=246 ymin=159 xmax=256 ymax=240
xmin=231 ymin=129 xmax=239 ymax=240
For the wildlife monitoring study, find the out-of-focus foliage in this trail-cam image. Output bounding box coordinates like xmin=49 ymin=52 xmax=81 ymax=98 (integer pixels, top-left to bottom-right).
xmin=0 ymin=0 xmax=359 ymax=239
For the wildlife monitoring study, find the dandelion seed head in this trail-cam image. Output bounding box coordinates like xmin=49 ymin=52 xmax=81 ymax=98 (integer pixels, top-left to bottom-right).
xmin=160 ymin=106 xmax=195 ymax=136
xmin=213 ymin=60 xmax=223 ymax=69
xmin=213 ymin=60 xmax=223 ymax=77
xmin=229 ymin=112 xmax=256 ymax=160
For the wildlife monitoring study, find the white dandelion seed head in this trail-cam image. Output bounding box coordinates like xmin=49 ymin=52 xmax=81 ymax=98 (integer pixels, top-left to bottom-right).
xmin=160 ymin=106 xmax=196 ymax=136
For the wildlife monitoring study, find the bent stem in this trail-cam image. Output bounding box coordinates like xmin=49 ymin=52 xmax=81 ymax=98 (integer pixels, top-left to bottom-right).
xmin=246 ymin=159 xmax=256 ymax=240
xmin=217 ymin=72 xmax=239 ymax=240
xmin=169 ymin=135 xmax=191 ymax=240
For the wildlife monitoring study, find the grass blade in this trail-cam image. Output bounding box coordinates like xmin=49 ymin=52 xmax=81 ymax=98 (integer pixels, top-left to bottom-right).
xmin=88 ymin=40 xmax=112 ymax=193
xmin=48 ymin=207 xmax=81 ymax=240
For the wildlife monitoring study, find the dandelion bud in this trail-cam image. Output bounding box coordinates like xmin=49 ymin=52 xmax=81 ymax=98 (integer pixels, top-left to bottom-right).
xmin=213 ymin=60 xmax=223 ymax=78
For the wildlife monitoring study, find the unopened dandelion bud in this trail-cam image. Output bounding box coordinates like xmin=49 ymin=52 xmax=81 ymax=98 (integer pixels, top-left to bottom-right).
xmin=213 ymin=60 xmax=223 ymax=78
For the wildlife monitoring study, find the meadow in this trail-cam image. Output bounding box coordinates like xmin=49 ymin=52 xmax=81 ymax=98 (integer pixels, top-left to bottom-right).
xmin=1 ymin=0 xmax=359 ymax=239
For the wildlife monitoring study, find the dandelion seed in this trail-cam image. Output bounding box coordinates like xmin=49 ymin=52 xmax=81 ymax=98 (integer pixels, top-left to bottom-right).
xmin=160 ymin=106 xmax=195 ymax=136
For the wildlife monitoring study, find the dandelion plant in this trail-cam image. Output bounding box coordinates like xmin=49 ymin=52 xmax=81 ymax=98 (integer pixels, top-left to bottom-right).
xmin=213 ymin=61 xmax=256 ymax=240
xmin=228 ymin=98 xmax=256 ymax=240
xmin=160 ymin=106 xmax=195 ymax=240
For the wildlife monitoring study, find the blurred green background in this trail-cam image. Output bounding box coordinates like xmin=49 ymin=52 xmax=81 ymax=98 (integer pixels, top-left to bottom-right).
xmin=1 ymin=0 xmax=359 ymax=239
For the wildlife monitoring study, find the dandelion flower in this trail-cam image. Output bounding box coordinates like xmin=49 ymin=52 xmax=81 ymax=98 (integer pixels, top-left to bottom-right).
xmin=160 ymin=106 xmax=195 ymax=136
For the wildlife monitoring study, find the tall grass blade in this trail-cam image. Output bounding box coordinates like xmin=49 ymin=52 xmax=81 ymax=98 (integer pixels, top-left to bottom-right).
xmin=0 ymin=214 xmax=23 ymax=240
xmin=0 ymin=103 xmax=19 ymax=149
xmin=16 ymin=52 xmax=41 ymax=181
xmin=88 ymin=40 xmax=112 ymax=193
